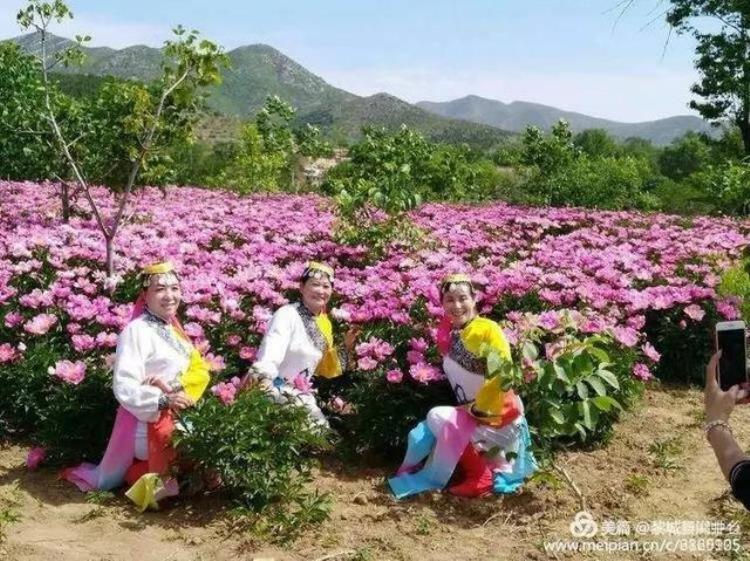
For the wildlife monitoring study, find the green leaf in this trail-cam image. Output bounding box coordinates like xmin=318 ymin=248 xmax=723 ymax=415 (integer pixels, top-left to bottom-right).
xmin=586 ymin=376 xmax=607 ymax=396
xmin=591 ymin=395 xmax=623 ymax=412
xmin=596 ymin=369 xmax=620 ymax=389
xmin=553 ymin=362 xmax=570 ymax=384
xmin=522 ymin=341 xmax=539 ymax=361
xmin=579 ymin=400 xmax=594 ymax=430
xmin=575 ymin=380 xmax=589 ymax=399
xmin=589 ymin=346 xmax=610 ymax=364
xmin=548 ymin=408 xmax=565 ymax=425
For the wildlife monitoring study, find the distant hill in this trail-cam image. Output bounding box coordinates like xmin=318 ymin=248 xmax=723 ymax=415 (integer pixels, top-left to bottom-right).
xmin=8 ymin=32 xmax=507 ymax=147
xmin=7 ymin=33 xmax=712 ymax=146
xmin=297 ymin=92 xmax=511 ymax=148
xmin=417 ymin=95 xmax=716 ymax=145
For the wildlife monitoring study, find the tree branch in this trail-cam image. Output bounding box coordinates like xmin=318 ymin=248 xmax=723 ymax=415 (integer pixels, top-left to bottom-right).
xmin=37 ymin=24 xmax=109 ymax=238
xmin=109 ymin=67 xmax=191 ymax=237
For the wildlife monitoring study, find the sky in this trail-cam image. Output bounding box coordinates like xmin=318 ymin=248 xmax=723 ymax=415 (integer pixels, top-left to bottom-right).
xmin=0 ymin=0 xmax=704 ymax=122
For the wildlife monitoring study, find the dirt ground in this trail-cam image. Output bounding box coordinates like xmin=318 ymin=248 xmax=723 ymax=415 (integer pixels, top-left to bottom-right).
xmin=1 ymin=385 xmax=749 ymax=561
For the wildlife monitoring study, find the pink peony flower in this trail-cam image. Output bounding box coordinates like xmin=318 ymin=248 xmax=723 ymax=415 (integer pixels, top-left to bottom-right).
xmin=406 ymin=350 xmax=425 ymax=365
xmin=26 ymin=447 xmax=46 ymax=470
xmin=49 ymin=360 xmax=86 ymax=385
xmin=716 ymin=299 xmax=741 ymax=320
xmin=641 ymin=342 xmax=661 ymax=363
xmin=612 ymin=326 xmax=639 ymax=348
xmin=292 ymin=372 xmax=313 ymax=393
xmin=24 ymin=313 xmax=58 ymax=335
xmin=239 ymin=346 xmax=257 ymax=361
xmin=357 ymin=356 xmax=378 ymax=371
xmin=683 ymin=304 xmax=705 ymax=322
xmin=632 ymin=363 xmax=654 ymax=381
xmin=409 ymin=362 xmax=443 ymax=384
xmin=329 ymin=396 xmax=347 ymax=413
xmin=205 ymin=353 xmax=226 ymax=372
xmin=409 ymin=337 xmax=428 ymax=352
xmin=211 ymin=381 xmax=237 ymax=405
xmin=537 ymin=311 xmax=559 ymax=331
xmin=330 ymin=307 xmax=352 ymax=322
xmin=227 ymin=334 xmax=241 ymax=346
xmin=4 ymin=311 xmax=23 ymax=328
xmin=71 ymin=334 xmax=96 ymax=353
xmin=386 ymin=368 xmax=404 ymax=383
xmin=0 ymin=343 xmax=18 ymax=364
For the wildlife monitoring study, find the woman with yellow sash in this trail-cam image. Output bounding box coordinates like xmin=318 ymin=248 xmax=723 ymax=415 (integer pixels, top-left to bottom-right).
xmin=388 ymin=273 xmax=537 ymax=499
xmin=63 ymin=261 xmax=211 ymax=511
xmin=247 ymin=261 xmax=358 ymax=428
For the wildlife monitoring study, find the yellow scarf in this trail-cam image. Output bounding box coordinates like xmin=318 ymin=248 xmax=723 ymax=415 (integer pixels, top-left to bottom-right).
xmin=314 ymin=312 xmax=344 ymax=379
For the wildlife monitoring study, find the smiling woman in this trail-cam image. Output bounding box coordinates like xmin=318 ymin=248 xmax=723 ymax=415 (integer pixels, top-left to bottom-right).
xmin=388 ymin=273 xmax=537 ymax=499
xmin=243 ymin=261 xmax=359 ymax=428
xmin=62 ymin=261 xmax=212 ymax=511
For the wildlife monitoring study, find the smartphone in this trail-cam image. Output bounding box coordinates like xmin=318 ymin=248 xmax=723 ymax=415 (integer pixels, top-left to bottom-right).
xmin=715 ymin=321 xmax=748 ymax=391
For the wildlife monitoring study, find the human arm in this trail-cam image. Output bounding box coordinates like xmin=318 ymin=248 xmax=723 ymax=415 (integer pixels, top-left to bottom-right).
xmin=704 ymin=352 xmax=750 ymax=492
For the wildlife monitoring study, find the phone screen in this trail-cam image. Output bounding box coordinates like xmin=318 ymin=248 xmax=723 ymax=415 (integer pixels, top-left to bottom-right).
xmin=717 ymin=328 xmax=747 ymax=391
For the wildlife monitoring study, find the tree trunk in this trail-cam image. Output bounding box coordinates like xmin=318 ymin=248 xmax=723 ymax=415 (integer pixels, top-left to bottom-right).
xmin=739 ymin=118 xmax=750 ymax=157
xmin=61 ymin=181 xmax=70 ymax=223
xmin=105 ymin=235 xmax=115 ymax=280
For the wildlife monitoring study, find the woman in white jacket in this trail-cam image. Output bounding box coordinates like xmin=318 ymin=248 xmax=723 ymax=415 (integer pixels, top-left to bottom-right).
xmin=246 ymin=261 xmax=358 ymax=427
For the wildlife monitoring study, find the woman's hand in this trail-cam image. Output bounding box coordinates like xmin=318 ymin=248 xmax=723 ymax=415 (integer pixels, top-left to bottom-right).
xmin=168 ymin=391 xmax=195 ymax=411
xmin=344 ymin=325 xmax=362 ymax=352
xmin=705 ymin=351 xmax=749 ymax=423
xmin=143 ymin=375 xmax=171 ymax=394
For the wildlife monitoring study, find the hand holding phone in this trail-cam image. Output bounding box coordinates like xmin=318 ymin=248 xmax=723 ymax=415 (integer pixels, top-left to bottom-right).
xmin=715 ymin=321 xmax=749 ymax=392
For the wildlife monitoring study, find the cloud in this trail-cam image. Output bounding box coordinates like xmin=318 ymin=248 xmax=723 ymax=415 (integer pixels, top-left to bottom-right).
xmin=0 ymin=3 xmax=170 ymax=48
xmin=320 ymin=66 xmax=700 ymax=123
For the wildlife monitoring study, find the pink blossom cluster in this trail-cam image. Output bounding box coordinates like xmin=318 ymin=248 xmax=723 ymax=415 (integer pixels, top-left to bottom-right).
xmin=0 ymin=181 xmax=749 ymax=387
xmin=210 ymin=376 xmax=243 ymax=405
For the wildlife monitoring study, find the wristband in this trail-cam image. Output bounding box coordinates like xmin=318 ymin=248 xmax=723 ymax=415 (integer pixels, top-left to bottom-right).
xmin=158 ymin=394 xmax=170 ymax=410
xmin=703 ymin=419 xmax=733 ymax=438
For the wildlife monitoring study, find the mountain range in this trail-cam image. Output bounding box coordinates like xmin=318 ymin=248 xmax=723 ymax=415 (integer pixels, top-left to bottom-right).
xmin=417 ymin=95 xmax=715 ymax=145
xmin=8 ymin=32 xmax=712 ymax=146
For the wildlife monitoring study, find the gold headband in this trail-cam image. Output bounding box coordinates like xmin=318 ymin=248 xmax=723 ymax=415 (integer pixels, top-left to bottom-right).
xmin=440 ymin=273 xmax=472 ymax=286
xmin=304 ymin=261 xmax=334 ymax=281
xmin=142 ymin=261 xmax=174 ymax=276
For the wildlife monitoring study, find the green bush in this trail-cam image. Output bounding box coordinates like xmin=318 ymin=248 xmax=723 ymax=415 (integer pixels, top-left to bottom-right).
xmin=333 ymin=372 xmax=454 ymax=458
xmin=527 ymin=154 xmax=657 ymax=210
xmin=481 ymin=325 xmax=643 ymax=452
xmin=0 ymin=347 xmax=116 ymax=464
xmin=644 ymin=303 xmax=719 ymax=385
xmin=173 ymin=387 xmax=330 ymax=516
xmin=689 ymin=160 xmax=750 ymax=215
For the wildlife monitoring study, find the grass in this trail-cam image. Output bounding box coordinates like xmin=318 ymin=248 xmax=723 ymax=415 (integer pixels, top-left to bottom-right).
xmin=648 ymin=435 xmax=685 ymax=470
xmin=623 ymin=473 xmax=650 ymax=496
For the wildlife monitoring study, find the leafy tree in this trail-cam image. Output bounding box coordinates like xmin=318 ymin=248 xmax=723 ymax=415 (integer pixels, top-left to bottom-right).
xmin=520 ymin=120 xmax=579 ymax=176
xmin=667 ymin=1 xmax=750 ymax=154
xmin=657 ymin=131 xmax=712 ymax=180
xmin=528 ymin=155 xmax=657 ymax=210
xmin=573 ymin=128 xmax=620 ymax=158
xmin=620 ymin=137 xmax=658 ymax=163
xmin=16 ymin=0 xmax=228 ymax=278
xmin=689 ymin=159 xmax=750 ymax=214
xmin=216 ymin=95 xmax=332 ymax=193
xmin=0 ymin=43 xmax=68 ymax=183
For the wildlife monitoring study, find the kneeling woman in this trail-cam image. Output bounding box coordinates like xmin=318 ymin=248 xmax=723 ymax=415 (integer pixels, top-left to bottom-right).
xmin=246 ymin=261 xmax=357 ymax=427
xmin=388 ymin=274 xmax=537 ymax=499
xmin=63 ymin=262 xmax=210 ymax=511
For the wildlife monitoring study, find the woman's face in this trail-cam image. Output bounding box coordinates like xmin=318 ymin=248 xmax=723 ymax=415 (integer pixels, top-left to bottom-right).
xmin=441 ymin=283 xmax=476 ymax=327
xmin=145 ymin=273 xmax=182 ymax=320
xmin=300 ymin=275 xmax=333 ymax=314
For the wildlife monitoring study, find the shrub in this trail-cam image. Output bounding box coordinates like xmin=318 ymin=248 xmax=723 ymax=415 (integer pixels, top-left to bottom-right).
xmin=644 ymin=302 xmax=719 ymax=385
xmin=333 ymin=371 xmax=454 ymax=458
xmin=173 ymin=387 xmax=330 ymax=517
xmin=527 ymin=155 xmax=657 ymax=210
